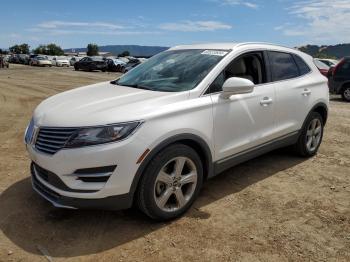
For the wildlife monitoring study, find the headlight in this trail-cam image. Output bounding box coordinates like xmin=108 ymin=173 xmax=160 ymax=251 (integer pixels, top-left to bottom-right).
xmin=24 ymin=118 xmax=34 ymax=144
xmin=65 ymin=121 xmax=142 ymax=148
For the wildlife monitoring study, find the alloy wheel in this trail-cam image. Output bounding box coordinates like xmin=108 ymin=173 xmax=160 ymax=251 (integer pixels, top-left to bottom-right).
xmin=306 ymin=118 xmax=322 ymax=152
xmin=344 ymin=88 xmax=350 ymax=100
xmin=154 ymin=157 xmax=198 ymax=212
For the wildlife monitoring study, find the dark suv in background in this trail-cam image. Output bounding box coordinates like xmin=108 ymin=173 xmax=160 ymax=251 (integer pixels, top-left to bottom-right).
xmin=74 ymin=56 xmax=107 ymax=72
xmin=328 ymin=57 xmax=350 ymax=102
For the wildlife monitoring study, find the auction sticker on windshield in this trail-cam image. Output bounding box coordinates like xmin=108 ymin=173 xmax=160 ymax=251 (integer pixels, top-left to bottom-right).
xmin=201 ymin=50 xmax=228 ymax=56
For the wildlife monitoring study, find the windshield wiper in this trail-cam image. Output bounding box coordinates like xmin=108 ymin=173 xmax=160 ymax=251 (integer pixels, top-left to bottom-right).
xmin=112 ymin=81 xmax=154 ymax=91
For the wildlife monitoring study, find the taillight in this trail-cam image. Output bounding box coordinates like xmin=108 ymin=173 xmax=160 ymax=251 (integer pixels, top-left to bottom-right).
xmin=333 ymin=58 xmax=345 ymax=76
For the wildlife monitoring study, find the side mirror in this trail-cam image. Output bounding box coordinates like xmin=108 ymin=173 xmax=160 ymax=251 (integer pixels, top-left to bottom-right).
xmin=220 ymin=77 xmax=254 ymax=99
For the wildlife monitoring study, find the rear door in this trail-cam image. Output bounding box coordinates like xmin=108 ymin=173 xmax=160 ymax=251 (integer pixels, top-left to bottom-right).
xmin=334 ymin=59 xmax=350 ymax=86
xmin=78 ymin=57 xmax=87 ymax=69
xmin=267 ymin=51 xmax=312 ymax=136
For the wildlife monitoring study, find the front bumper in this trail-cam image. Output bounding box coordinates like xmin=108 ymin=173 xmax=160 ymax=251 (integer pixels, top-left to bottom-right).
xmin=31 ymin=163 xmax=133 ymax=210
xmin=26 ymin=132 xmax=144 ymax=198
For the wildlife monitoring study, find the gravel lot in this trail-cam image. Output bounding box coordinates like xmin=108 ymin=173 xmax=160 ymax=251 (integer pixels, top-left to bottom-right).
xmin=0 ymin=64 xmax=349 ymax=262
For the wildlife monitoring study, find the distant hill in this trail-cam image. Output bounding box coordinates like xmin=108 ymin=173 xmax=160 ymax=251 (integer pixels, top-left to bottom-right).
xmin=65 ymin=45 xmax=168 ymax=57
xmin=297 ymin=44 xmax=350 ymax=59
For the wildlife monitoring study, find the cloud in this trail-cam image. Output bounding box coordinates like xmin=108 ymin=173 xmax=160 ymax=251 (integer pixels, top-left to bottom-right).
xmin=37 ymin=20 xmax=125 ymax=30
xmin=29 ymin=19 xmax=231 ymax=37
xmin=30 ymin=20 xmax=160 ymax=36
xmin=159 ymin=20 xmax=232 ymax=32
xmin=215 ymin=0 xmax=258 ymax=9
xmin=281 ymin=0 xmax=350 ymax=43
xmin=27 ymin=28 xmax=159 ymax=36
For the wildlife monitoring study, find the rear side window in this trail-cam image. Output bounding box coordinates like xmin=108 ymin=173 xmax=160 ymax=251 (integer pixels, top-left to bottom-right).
xmin=268 ymin=51 xmax=299 ymax=81
xmin=337 ymin=60 xmax=350 ymax=75
xmin=293 ymin=55 xmax=311 ymax=75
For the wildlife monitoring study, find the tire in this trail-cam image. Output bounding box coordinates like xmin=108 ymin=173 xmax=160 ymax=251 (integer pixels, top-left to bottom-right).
xmin=137 ymin=144 xmax=203 ymax=221
xmin=74 ymin=66 xmax=78 ymax=71
xmin=294 ymin=112 xmax=324 ymax=157
xmin=341 ymin=86 xmax=350 ymax=102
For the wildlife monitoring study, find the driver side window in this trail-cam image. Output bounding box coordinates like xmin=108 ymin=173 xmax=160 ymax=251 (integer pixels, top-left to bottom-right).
xmin=206 ymin=51 xmax=267 ymax=94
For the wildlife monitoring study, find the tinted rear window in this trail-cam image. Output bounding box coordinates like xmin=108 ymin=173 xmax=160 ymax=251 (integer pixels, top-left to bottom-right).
xmin=337 ymin=60 xmax=350 ymax=75
xmin=293 ymin=55 xmax=311 ymax=75
xmin=268 ymin=51 xmax=299 ymax=81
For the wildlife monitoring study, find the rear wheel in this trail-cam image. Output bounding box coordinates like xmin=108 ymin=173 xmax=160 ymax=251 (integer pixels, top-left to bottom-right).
xmin=74 ymin=65 xmax=79 ymax=71
xmin=137 ymin=144 xmax=203 ymax=221
xmin=294 ymin=112 xmax=324 ymax=157
xmin=341 ymin=86 xmax=350 ymax=102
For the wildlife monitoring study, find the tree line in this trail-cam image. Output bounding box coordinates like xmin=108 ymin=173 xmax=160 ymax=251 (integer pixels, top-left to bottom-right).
xmin=1 ymin=43 xmax=131 ymax=57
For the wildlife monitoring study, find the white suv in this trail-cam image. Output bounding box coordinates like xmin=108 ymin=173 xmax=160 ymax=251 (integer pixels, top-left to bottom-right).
xmin=25 ymin=43 xmax=329 ymax=220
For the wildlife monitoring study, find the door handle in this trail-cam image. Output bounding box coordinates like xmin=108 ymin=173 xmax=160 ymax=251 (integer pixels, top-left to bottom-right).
xmin=260 ymin=97 xmax=273 ymax=106
xmin=302 ymin=89 xmax=311 ymax=96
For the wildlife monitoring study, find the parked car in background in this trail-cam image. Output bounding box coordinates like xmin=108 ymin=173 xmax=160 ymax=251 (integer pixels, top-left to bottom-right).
xmin=52 ymin=56 xmax=70 ymax=67
xmin=137 ymin=58 xmax=148 ymax=63
xmin=28 ymin=54 xmax=39 ymax=65
xmin=123 ymin=58 xmax=142 ymax=73
xmin=106 ymin=58 xmax=126 ymax=72
xmin=74 ymin=56 xmax=107 ymax=72
xmin=70 ymin=56 xmax=82 ymax=66
xmin=30 ymin=56 xmax=52 ymax=67
xmin=0 ymin=55 xmax=9 ymax=68
xmin=317 ymin=58 xmax=339 ymax=67
xmin=25 ymin=43 xmax=329 ymax=220
xmin=117 ymin=57 xmax=129 ymax=63
xmin=314 ymin=59 xmax=330 ymax=77
xmin=46 ymin=55 xmax=54 ymax=62
xmin=19 ymin=54 xmax=29 ymax=64
xmin=328 ymin=57 xmax=350 ymax=102
xmin=8 ymin=54 xmax=19 ymax=63
xmin=9 ymin=54 xmax=29 ymax=64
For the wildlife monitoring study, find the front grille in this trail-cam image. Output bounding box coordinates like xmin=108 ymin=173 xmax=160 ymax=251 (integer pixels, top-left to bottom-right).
xmin=35 ymin=127 xmax=78 ymax=154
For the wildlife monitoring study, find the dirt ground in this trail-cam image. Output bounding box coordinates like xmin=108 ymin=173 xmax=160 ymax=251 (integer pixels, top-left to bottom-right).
xmin=0 ymin=64 xmax=349 ymax=262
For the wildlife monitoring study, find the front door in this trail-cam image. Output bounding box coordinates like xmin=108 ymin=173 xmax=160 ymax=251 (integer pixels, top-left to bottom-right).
xmin=210 ymin=52 xmax=277 ymax=162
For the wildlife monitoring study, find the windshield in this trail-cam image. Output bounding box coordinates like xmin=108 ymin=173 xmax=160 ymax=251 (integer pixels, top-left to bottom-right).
xmin=116 ymin=49 xmax=228 ymax=92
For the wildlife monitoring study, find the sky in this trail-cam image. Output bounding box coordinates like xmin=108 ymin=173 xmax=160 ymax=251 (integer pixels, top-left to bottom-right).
xmin=0 ymin=0 xmax=349 ymax=50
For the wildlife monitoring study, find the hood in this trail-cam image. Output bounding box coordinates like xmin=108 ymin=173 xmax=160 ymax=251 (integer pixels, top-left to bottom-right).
xmin=34 ymin=81 xmax=189 ymax=127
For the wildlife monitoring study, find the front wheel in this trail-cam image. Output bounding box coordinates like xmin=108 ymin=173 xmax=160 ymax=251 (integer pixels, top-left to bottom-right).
xmin=341 ymin=86 xmax=350 ymax=102
xmin=137 ymin=144 xmax=203 ymax=221
xmin=294 ymin=112 xmax=324 ymax=157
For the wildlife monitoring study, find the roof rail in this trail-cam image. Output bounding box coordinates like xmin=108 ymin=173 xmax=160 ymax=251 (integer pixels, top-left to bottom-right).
xmin=235 ymin=42 xmax=296 ymax=50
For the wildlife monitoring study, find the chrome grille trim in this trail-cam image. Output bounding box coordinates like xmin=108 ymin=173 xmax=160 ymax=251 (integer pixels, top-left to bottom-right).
xmin=35 ymin=127 xmax=78 ymax=155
